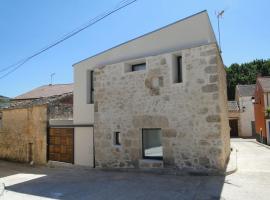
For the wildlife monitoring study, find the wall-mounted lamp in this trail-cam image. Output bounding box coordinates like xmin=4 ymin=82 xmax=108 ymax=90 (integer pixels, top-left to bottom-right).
xmin=251 ymin=97 xmax=259 ymax=104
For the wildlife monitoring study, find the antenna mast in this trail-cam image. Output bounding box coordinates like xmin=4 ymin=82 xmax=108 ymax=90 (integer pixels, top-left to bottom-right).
xmin=216 ymin=10 xmax=225 ymax=53
xmin=50 ymin=73 xmax=55 ymax=85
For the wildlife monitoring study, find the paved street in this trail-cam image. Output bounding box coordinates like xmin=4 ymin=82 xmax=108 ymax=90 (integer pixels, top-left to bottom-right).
xmin=0 ymin=138 xmax=270 ymax=200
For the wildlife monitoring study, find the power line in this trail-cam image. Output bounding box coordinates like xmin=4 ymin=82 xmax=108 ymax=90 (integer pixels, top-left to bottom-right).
xmin=0 ymin=0 xmax=138 ymax=80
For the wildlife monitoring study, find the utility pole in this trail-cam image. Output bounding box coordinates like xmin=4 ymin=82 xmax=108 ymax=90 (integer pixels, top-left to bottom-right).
xmin=216 ymin=10 xmax=225 ymax=54
xmin=50 ymin=73 xmax=55 ymax=85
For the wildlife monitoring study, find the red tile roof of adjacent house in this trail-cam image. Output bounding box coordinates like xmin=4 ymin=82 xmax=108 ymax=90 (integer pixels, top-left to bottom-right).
xmin=15 ymin=84 xmax=73 ymax=99
xmin=258 ymin=77 xmax=270 ymax=92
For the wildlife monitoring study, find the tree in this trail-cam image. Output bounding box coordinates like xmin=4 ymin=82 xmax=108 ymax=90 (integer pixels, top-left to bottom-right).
xmin=226 ymin=59 xmax=270 ymax=100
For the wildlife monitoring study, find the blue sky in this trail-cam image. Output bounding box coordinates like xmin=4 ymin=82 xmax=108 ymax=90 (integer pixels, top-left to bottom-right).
xmin=0 ymin=0 xmax=269 ymax=97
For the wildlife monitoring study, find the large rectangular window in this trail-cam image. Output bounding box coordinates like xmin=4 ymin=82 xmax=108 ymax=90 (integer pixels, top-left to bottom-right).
xmin=131 ymin=63 xmax=146 ymax=72
xmin=142 ymin=129 xmax=163 ymax=160
xmin=87 ymin=70 xmax=94 ymax=104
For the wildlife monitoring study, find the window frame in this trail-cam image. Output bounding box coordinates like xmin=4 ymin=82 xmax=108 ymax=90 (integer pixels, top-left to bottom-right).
xmin=142 ymin=128 xmax=163 ymax=160
xmin=176 ymin=56 xmax=182 ymax=83
xmin=131 ymin=63 xmax=146 ymax=72
xmin=114 ymin=132 xmax=121 ymax=146
xmin=90 ymin=70 xmax=94 ymax=104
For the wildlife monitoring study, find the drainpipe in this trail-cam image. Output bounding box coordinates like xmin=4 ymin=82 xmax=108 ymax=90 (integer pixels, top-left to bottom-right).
xmin=28 ymin=142 xmax=34 ymax=165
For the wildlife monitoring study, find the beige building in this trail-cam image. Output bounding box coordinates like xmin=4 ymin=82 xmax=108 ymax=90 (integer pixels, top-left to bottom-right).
xmin=73 ymin=11 xmax=230 ymax=173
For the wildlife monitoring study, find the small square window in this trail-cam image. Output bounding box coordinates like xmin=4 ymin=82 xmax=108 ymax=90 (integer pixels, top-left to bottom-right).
xmin=142 ymin=129 xmax=163 ymax=160
xmin=131 ymin=63 xmax=146 ymax=72
xmin=114 ymin=132 xmax=121 ymax=145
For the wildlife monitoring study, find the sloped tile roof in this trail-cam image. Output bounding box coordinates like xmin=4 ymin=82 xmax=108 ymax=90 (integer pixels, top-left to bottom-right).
xmin=258 ymin=77 xmax=270 ymax=92
xmin=228 ymin=101 xmax=239 ymax=112
xmin=15 ymin=84 xmax=73 ymax=99
xmin=236 ymin=84 xmax=256 ymax=97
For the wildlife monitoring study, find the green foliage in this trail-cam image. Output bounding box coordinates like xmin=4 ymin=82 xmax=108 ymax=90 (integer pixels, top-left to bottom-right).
xmin=226 ymin=59 xmax=270 ymax=100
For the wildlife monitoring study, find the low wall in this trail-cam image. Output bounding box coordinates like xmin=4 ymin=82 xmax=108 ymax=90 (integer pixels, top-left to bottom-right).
xmin=0 ymin=105 xmax=47 ymax=164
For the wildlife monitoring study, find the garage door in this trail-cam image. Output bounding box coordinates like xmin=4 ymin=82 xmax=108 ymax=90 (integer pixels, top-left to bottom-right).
xmin=48 ymin=128 xmax=74 ymax=163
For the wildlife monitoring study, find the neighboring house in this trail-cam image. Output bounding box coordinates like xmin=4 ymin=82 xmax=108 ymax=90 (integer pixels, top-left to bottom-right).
xmin=254 ymin=77 xmax=270 ymax=144
xmin=0 ymin=95 xmax=10 ymax=109
xmin=235 ymin=84 xmax=256 ymax=137
xmin=73 ymin=11 xmax=230 ymax=173
xmin=0 ymin=84 xmax=74 ymax=164
xmin=228 ymin=100 xmax=240 ymax=137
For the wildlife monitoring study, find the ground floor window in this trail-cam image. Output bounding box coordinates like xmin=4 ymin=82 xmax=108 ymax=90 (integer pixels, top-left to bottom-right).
xmin=142 ymin=128 xmax=163 ymax=160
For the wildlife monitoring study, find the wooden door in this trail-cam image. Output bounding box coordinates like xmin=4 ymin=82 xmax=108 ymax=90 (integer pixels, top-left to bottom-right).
xmin=229 ymin=119 xmax=239 ymax=137
xmin=48 ymin=128 xmax=74 ymax=163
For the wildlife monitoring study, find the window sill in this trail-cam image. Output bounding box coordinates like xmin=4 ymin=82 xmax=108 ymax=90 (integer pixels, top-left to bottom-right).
xmin=139 ymin=159 xmax=164 ymax=168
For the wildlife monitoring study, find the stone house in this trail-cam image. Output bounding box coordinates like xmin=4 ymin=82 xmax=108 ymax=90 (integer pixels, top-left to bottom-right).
xmin=254 ymin=77 xmax=270 ymax=144
xmin=0 ymin=84 xmax=74 ymax=164
xmin=73 ymin=11 xmax=230 ymax=173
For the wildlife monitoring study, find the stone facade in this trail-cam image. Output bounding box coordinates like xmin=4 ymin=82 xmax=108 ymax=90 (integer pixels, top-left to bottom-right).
xmin=0 ymin=105 xmax=47 ymax=164
xmin=93 ymin=43 xmax=230 ymax=173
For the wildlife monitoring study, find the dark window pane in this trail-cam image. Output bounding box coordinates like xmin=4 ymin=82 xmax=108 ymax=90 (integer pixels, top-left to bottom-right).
xmin=142 ymin=129 xmax=163 ymax=159
xmin=177 ymin=56 xmax=182 ymax=83
xmin=90 ymin=71 xmax=94 ymax=103
xmin=132 ymin=63 xmax=146 ymax=71
xmin=114 ymin=132 xmax=120 ymax=145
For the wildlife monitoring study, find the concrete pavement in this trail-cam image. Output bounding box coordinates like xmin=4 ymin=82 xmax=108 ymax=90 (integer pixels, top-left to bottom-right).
xmin=0 ymin=138 xmax=270 ymax=200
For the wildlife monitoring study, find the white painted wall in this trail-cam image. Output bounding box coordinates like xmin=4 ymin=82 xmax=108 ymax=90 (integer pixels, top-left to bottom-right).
xmin=74 ymin=127 xmax=94 ymax=166
xmin=239 ymin=96 xmax=255 ymax=137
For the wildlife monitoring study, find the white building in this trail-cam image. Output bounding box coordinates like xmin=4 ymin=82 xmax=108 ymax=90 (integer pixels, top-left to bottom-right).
xmin=235 ymin=84 xmax=256 ymax=137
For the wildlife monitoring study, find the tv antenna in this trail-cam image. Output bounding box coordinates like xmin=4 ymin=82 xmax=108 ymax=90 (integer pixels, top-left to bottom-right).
xmin=216 ymin=10 xmax=225 ymax=53
xmin=50 ymin=73 xmax=55 ymax=85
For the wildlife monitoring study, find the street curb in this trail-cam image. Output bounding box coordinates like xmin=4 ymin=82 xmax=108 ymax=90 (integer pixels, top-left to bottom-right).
xmin=225 ymin=147 xmax=238 ymax=176
xmin=253 ymin=141 xmax=270 ymax=149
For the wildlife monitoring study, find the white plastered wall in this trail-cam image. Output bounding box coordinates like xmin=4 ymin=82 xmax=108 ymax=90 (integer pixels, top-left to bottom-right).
xmin=239 ymin=96 xmax=255 ymax=137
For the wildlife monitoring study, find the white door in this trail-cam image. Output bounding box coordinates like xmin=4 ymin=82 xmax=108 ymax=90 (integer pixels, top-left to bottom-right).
xmin=74 ymin=127 xmax=94 ymax=166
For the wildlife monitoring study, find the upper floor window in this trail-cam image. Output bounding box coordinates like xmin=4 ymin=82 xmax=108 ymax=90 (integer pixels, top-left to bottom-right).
xmin=172 ymin=55 xmax=183 ymax=84
xmin=87 ymin=70 xmax=94 ymax=104
xmin=131 ymin=63 xmax=146 ymax=72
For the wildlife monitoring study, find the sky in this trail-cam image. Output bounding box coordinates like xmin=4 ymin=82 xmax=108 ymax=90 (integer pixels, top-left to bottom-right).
xmin=0 ymin=0 xmax=269 ymax=97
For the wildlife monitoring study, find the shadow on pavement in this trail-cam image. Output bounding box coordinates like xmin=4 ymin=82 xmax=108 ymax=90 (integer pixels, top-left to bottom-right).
xmin=1 ymin=161 xmax=227 ymax=200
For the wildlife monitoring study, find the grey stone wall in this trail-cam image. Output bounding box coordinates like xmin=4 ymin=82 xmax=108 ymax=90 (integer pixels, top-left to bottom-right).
xmin=9 ymin=93 xmax=73 ymax=120
xmin=93 ymin=43 xmax=230 ymax=173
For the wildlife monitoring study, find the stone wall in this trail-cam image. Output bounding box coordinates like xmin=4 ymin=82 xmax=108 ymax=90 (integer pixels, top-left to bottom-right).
xmin=93 ymin=43 xmax=230 ymax=173
xmin=48 ymin=94 xmax=73 ymax=120
xmin=0 ymin=105 xmax=47 ymax=164
xmin=9 ymin=93 xmax=73 ymax=120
